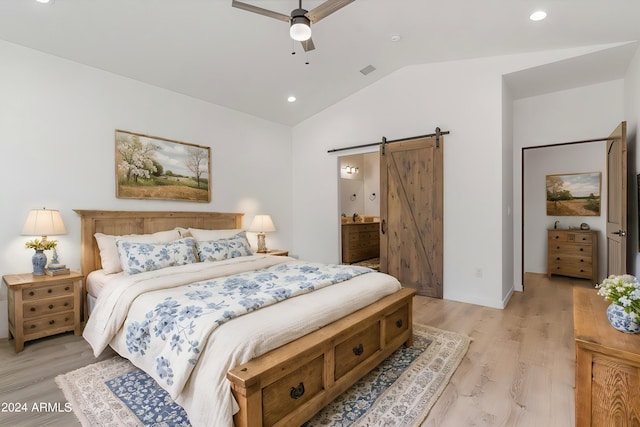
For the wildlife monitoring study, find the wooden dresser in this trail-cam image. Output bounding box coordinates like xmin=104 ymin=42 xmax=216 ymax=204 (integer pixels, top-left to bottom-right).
xmin=341 ymin=222 xmax=380 ymax=264
xmin=3 ymin=271 xmax=83 ymax=352
xmin=547 ymin=229 xmax=598 ymax=284
xmin=573 ymin=287 xmax=640 ymax=426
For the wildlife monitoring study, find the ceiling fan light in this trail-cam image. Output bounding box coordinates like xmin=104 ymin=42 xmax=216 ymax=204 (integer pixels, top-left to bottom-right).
xmin=290 ymin=16 xmax=311 ymax=41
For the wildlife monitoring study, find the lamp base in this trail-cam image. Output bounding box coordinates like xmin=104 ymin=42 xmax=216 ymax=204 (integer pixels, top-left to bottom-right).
xmin=256 ymin=233 xmax=268 ymax=253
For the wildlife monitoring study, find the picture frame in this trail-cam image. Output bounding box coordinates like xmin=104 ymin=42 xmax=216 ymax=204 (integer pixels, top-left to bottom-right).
xmin=115 ymin=129 xmax=211 ymax=202
xmin=546 ymin=172 xmax=601 ymax=216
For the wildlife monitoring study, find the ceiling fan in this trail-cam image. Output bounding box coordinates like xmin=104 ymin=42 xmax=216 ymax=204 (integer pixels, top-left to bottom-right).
xmin=231 ymin=0 xmax=356 ymax=52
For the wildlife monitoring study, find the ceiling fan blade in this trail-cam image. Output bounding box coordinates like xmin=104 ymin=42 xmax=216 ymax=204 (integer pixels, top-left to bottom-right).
xmin=231 ymin=0 xmax=290 ymax=23
xmin=306 ymin=0 xmax=355 ymax=23
xmin=301 ymin=37 xmax=316 ymax=52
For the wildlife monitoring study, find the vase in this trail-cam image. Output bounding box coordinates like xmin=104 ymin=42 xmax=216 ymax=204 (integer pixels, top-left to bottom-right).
xmin=606 ymin=303 xmax=640 ymax=333
xmin=32 ymin=249 xmax=47 ymax=276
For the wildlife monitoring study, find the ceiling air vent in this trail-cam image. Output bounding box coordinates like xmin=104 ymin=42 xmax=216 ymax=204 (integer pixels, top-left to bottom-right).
xmin=360 ymin=65 xmax=376 ymax=76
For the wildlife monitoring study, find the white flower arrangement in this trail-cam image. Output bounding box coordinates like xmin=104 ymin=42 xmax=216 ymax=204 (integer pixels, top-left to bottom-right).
xmin=596 ymin=274 xmax=640 ymax=321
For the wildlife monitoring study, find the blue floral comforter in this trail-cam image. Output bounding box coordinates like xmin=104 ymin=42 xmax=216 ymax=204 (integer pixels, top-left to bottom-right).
xmin=119 ymin=260 xmax=372 ymax=397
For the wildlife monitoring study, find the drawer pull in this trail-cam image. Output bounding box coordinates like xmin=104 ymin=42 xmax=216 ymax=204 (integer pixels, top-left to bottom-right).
xmin=64 ymin=302 xmax=69 ymax=307
xmin=48 ymin=304 xmax=54 ymax=310
xmin=290 ymin=382 xmax=305 ymax=400
xmin=30 ymin=324 xmax=36 ymax=329
xmin=353 ymin=343 xmax=364 ymax=356
xmin=29 ymin=291 xmax=35 ymax=296
xmin=556 ymin=257 xmax=560 ymax=261
xmin=30 ymin=307 xmax=36 ymax=312
xmin=580 ymin=248 xmax=584 ymax=252
xmin=65 ymin=286 xmax=70 ymax=291
xmin=48 ymin=289 xmax=52 ymax=293
xmin=49 ymin=320 xmax=55 ymax=325
xmin=396 ymin=319 xmax=403 ymax=328
xmin=555 ymin=236 xmax=559 ymax=239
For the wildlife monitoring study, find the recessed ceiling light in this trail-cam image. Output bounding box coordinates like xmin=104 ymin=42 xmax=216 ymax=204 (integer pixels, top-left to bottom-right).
xmin=36 ymin=0 xmax=53 ymax=3
xmin=529 ymin=10 xmax=547 ymax=21
xmin=390 ymin=34 xmax=402 ymax=42
xmin=287 ymin=96 xmax=296 ymax=103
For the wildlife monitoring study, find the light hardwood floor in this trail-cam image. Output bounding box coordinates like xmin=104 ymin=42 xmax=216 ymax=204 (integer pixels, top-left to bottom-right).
xmin=0 ymin=273 xmax=591 ymax=426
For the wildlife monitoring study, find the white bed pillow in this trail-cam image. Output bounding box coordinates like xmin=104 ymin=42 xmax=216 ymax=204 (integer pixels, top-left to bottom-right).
xmin=116 ymin=237 xmax=198 ymax=275
xmin=188 ymin=228 xmax=244 ymax=241
xmin=94 ymin=229 xmax=181 ymax=274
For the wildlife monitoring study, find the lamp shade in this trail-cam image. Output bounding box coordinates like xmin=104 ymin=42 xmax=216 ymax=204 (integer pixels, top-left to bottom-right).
xmin=22 ymin=209 xmax=67 ymax=237
xmin=248 ymin=215 xmax=276 ymax=233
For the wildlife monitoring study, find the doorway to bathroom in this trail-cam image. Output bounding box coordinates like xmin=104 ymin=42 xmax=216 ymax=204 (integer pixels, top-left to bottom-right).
xmin=338 ymin=152 xmax=380 ymax=268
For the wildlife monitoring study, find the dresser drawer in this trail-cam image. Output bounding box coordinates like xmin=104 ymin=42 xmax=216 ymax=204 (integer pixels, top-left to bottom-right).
xmin=23 ymin=282 xmax=74 ymax=300
xmin=335 ymin=322 xmax=381 ymax=379
xmin=23 ymin=296 xmax=74 ymax=318
xmin=384 ymin=304 xmax=410 ymax=345
xmin=23 ymin=311 xmax=75 ymax=335
xmin=262 ymin=355 xmax=324 ymax=427
xmin=548 ymin=262 xmax=592 ymax=278
xmin=548 ymin=243 xmax=592 ymax=256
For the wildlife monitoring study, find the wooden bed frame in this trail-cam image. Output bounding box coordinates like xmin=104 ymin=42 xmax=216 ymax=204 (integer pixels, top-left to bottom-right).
xmin=74 ymin=209 xmax=416 ymax=427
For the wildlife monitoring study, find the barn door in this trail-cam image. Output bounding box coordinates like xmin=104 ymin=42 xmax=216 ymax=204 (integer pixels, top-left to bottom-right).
xmin=380 ymin=135 xmax=443 ymax=297
xmin=606 ymin=121 xmax=627 ymax=276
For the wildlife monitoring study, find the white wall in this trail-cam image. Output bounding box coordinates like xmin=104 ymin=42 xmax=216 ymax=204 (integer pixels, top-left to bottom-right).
xmin=363 ymin=152 xmax=380 ymax=217
xmin=626 ymin=46 xmax=640 ymax=276
xmin=291 ymin=48 xmax=606 ymax=309
xmin=513 ymin=80 xmax=625 ymax=288
xmin=0 ymin=40 xmax=293 ymax=339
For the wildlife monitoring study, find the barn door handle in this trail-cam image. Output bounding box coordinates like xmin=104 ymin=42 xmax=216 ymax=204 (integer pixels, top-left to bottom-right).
xmin=612 ymin=230 xmax=627 ymax=236
xmin=381 ymin=219 xmax=386 ymax=235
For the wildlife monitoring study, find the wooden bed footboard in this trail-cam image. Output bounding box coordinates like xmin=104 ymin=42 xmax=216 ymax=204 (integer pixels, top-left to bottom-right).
xmin=227 ymin=287 xmax=417 ymax=427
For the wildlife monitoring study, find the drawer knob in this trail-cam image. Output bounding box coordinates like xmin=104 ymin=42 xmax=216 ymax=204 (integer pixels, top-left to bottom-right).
xmin=556 ymin=257 xmax=560 ymax=261
xmin=290 ymin=382 xmax=305 ymax=400
xmin=49 ymin=320 xmax=55 ymax=325
xmin=396 ymin=319 xmax=403 ymax=328
xmin=29 ymin=291 xmax=34 ymax=297
xmin=64 ymin=302 xmax=69 ymax=307
xmin=65 ymin=286 xmax=70 ymax=291
xmin=555 ymin=236 xmax=559 ymax=239
xmin=580 ymin=248 xmax=584 ymax=252
xmin=353 ymin=343 xmax=364 ymax=356
xmin=30 ymin=324 xmax=36 ymax=329
xmin=30 ymin=307 xmax=36 ymax=312
xmin=48 ymin=304 xmax=54 ymax=310
xmin=48 ymin=289 xmax=52 ymax=293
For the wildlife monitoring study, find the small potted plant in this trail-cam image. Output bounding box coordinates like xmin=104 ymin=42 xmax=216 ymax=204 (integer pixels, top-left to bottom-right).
xmin=596 ymin=274 xmax=640 ymax=333
xmin=25 ymin=238 xmax=57 ymax=275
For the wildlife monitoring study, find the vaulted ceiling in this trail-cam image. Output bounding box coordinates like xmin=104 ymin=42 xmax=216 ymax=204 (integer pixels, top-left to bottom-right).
xmin=1 ymin=0 xmax=639 ymax=125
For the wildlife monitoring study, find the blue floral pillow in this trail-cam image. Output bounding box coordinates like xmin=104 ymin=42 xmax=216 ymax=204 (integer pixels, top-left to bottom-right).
xmin=116 ymin=237 xmax=198 ymax=275
xmin=226 ymin=232 xmax=253 ymax=258
xmin=195 ymin=239 xmax=229 ymax=262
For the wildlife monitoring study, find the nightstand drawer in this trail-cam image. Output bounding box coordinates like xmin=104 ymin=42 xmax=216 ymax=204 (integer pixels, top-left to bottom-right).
xmin=23 ymin=282 xmax=74 ymax=300
xmin=23 ymin=311 xmax=75 ymax=335
xmin=23 ymin=296 xmax=74 ymax=318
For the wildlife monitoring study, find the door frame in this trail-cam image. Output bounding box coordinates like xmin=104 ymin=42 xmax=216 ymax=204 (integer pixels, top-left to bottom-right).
xmin=521 ymin=137 xmax=613 ymax=288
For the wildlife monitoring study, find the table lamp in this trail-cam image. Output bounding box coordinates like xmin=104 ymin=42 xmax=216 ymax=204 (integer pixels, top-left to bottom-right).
xmin=22 ymin=208 xmax=67 ymax=275
xmin=248 ymin=214 xmax=276 ymax=253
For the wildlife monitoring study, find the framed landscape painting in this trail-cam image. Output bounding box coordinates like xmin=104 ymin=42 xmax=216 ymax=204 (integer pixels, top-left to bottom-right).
xmin=546 ymin=172 xmax=601 ymax=216
xmin=115 ymin=130 xmax=211 ymax=202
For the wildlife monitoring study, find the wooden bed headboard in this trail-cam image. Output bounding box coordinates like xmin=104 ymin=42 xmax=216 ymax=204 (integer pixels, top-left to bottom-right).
xmin=74 ymin=210 xmax=244 ymax=276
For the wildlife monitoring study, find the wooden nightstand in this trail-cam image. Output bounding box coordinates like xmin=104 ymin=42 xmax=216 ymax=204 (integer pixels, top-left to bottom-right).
xmin=3 ymin=271 xmax=83 ymax=352
xmin=261 ymin=249 xmax=289 ymax=256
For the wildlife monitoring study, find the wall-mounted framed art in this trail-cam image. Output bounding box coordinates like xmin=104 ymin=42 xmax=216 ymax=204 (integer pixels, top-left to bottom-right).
xmin=546 ymin=172 xmax=601 ymax=216
xmin=115 ymin=129 xmax=211 ymax=202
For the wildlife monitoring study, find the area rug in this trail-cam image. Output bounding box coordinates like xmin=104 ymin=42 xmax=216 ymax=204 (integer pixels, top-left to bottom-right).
xmin=55 ymin=324 xmax=469 ymax=427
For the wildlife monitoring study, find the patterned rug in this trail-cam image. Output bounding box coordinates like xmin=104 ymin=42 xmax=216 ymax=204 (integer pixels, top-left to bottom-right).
xmin=56 ymin=324 xmax=469 ymax=427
